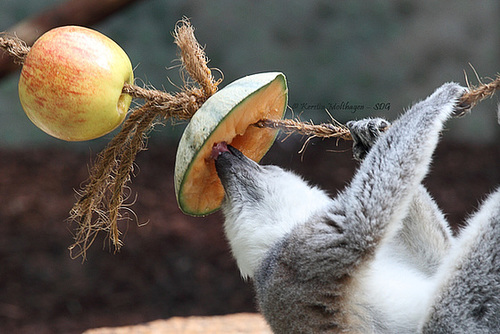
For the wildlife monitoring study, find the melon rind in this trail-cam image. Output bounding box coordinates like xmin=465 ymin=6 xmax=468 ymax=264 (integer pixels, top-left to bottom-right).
xmin=174 ymin=72 xmax=288 ymax=216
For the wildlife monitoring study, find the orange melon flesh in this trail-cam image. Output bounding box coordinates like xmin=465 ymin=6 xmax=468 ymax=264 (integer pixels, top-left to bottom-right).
xmin=174 ymin=72 xmax=288 ymax=216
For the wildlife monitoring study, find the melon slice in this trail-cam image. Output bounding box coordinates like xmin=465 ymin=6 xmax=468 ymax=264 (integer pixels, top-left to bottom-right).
xmin=174 ymin=72 xmax=288 ymax=216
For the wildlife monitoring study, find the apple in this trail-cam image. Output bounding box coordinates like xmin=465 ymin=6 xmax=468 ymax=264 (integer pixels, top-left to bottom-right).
xmin=18 ymin=26 xmax=134 ymax=141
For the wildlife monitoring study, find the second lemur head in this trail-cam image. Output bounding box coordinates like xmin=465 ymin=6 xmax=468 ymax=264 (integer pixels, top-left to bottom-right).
xmin=212 ymin=142 xmax=333 ymax=278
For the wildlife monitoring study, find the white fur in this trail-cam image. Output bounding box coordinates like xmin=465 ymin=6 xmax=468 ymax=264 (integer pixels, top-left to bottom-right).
xmin=357 ymin=242 xmax=438 ymax=332
xmin=222 ymin=168 xmax=333 ymax=279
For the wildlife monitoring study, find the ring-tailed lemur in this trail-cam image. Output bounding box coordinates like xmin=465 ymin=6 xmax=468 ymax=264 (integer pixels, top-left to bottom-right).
xmin=213 ymin=83 xmax=500 ymax=333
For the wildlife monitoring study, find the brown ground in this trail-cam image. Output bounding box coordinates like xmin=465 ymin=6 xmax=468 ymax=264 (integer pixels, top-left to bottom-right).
xmin=0 ymin=137 xmax=498 ymax=333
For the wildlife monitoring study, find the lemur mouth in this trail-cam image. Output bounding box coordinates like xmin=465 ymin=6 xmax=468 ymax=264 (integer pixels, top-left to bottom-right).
xmin=213 ymin=142 xmax=257 ymax=186
xmin=212 ymin=142 xmax=243 ymax=160
xmin=211 ymin=141 xmax=230 ymax=160
xmin=213 ymin=142 xmax=243 ymax=184
xmin=212 ymin=142 xmax=250 ymax=165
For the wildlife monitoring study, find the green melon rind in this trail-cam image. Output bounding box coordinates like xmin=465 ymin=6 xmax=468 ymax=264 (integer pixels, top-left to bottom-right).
xmin=174 ymin=72 xmax=288 ymax=216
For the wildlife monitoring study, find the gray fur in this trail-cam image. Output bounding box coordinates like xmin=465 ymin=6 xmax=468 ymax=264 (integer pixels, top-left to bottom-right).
xmin=421 ymin=190 xmax=500 ymax=333
xmin=214 ymin=83 xmax=499 ymax=333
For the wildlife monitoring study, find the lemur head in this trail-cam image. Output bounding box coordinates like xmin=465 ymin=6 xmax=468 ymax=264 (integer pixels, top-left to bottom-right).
xmin=213 ymin=142 xmax=332 ymax=278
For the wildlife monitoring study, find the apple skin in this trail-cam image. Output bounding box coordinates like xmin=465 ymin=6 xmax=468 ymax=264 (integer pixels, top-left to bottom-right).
xmin=18 ymin=26 xmax=134 ymax=141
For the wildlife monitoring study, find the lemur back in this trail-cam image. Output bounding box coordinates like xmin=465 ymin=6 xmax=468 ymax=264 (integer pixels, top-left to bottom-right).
xmin=214 ymin=83 xmax=500 ymax=333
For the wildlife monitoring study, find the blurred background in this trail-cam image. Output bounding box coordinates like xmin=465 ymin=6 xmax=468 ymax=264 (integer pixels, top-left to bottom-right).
xmin=0 ymin=1 xmax=499 ymax=333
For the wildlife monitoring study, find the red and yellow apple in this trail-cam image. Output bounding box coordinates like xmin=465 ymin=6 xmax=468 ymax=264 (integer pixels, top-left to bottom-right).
xmin=18 ymin=26 xmax=134 ymax=141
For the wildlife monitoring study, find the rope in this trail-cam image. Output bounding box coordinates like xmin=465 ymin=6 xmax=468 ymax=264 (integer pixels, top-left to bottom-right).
xmin=2 ymin=20 xmax=499 ymax=258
